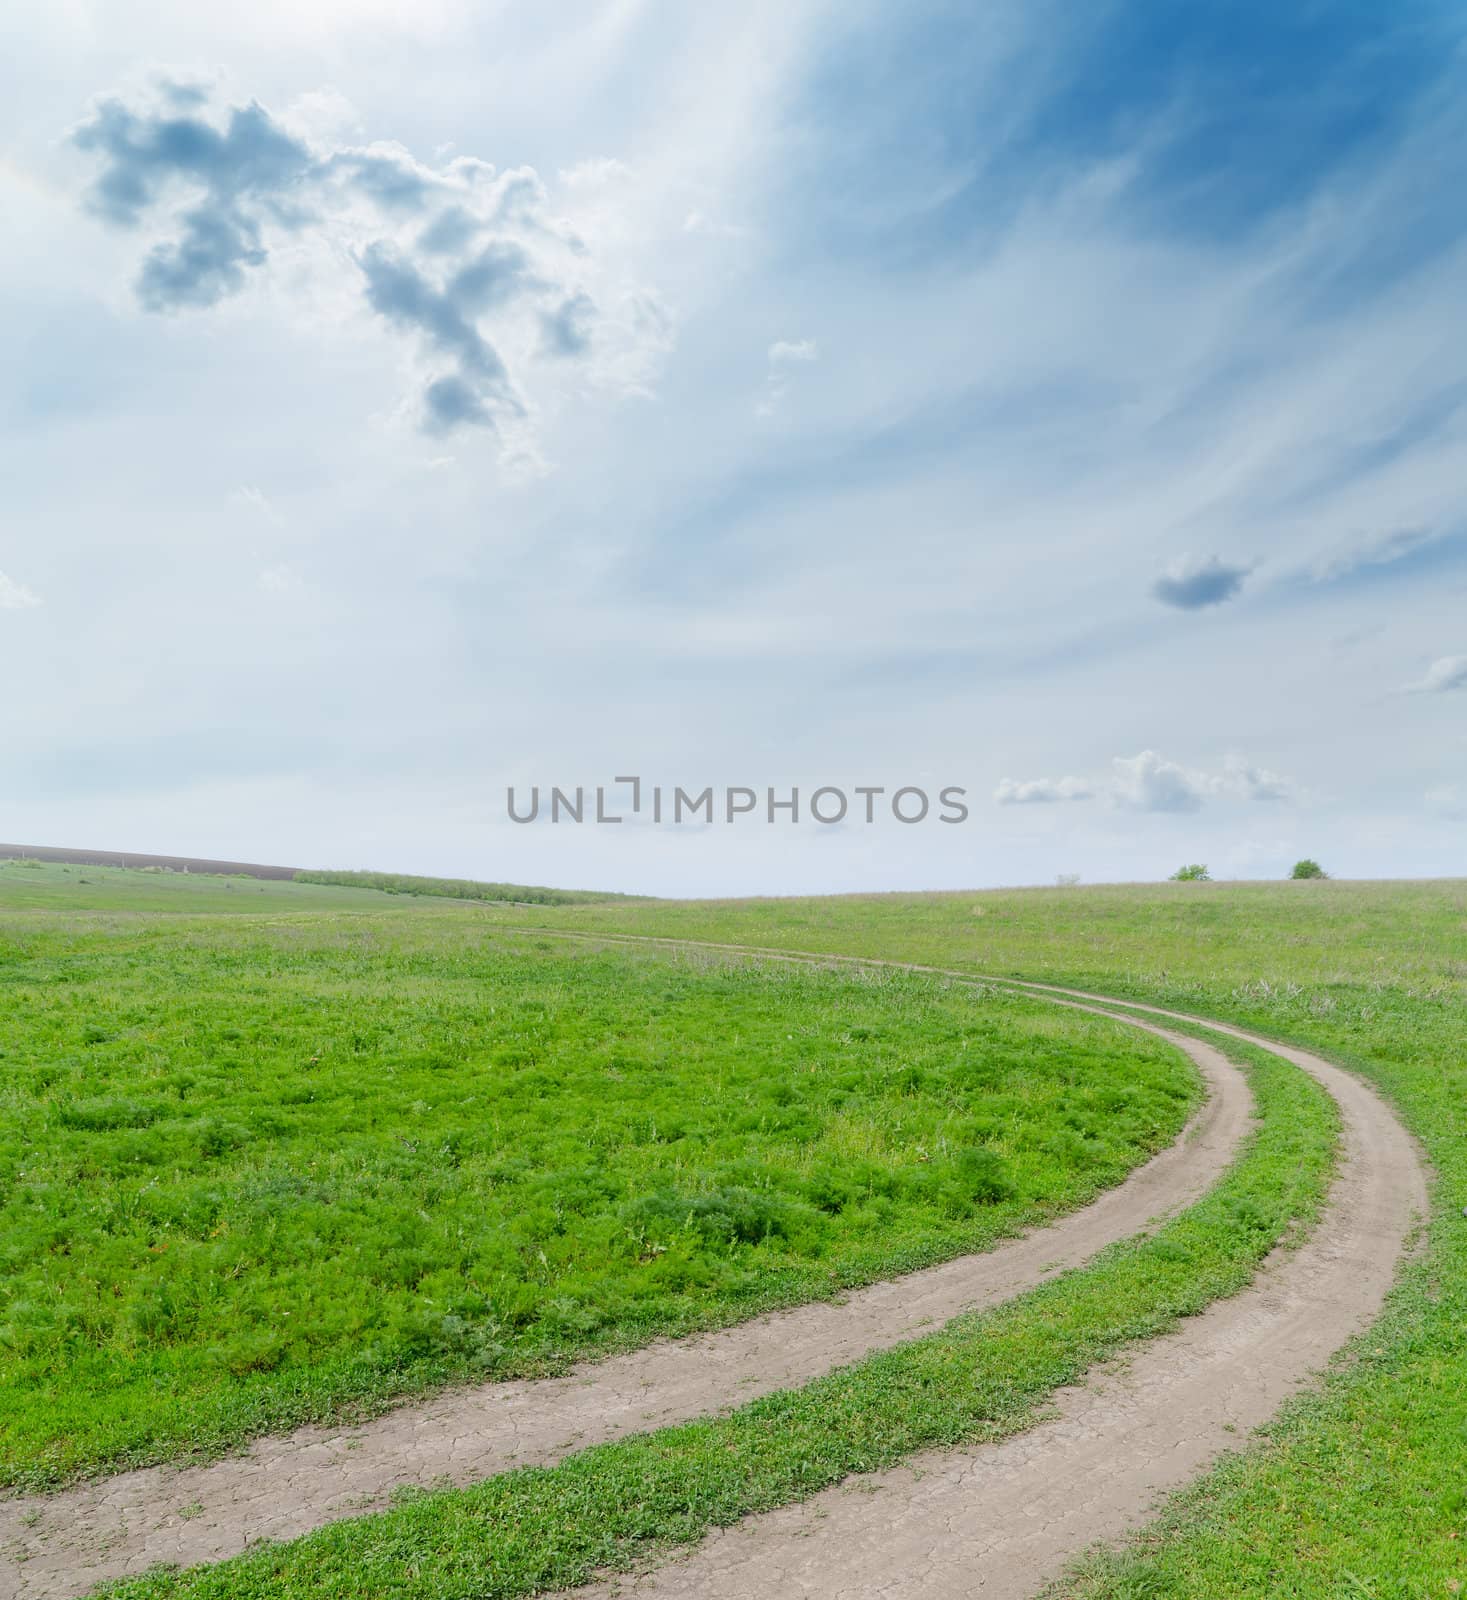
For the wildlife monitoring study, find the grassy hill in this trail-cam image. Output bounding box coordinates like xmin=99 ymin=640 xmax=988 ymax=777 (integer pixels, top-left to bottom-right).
xmin=292 ymin=868 xmax=638 ymax=906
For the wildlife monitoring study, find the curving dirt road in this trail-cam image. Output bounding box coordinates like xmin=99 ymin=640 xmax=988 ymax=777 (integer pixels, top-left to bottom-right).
xmin=550 ymin=959 xmax=1428 ymax=1600
xmin=0 ymin=940 xmax=1427 ymax=1600
xmin=1 ymin=1002 xmax=1248 ymax=1599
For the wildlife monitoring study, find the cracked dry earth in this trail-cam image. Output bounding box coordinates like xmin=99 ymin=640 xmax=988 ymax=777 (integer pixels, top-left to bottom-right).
xmin=2 ymin=999 xmax=1247 ymax=1600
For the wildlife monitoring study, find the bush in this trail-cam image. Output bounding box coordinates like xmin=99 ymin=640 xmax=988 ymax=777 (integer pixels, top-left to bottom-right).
xmin=1170 ymin=864 xmax=1212 ymax=882
xmin=1290 ymin=858 xmax=1328 ymax=879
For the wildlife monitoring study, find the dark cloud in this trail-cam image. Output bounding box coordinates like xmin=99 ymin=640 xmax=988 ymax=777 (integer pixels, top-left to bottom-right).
xmin=417 ymin=205 xmax=483 ymax=255
xmin=329 ymin=149 xmax=436 ymax=212
xmin=448 ymin=241 xmax=540 ymax=312
xmin=358 ymin=244 xmax=521 ymax=432
xmin=73 ymin=83 xmax=605 ymax=436
xmin=358 ymin=244 xmax=483 ymax=364
xmin=423 ymin=375 xmax=493 ymax=432
xmin=72 ymin=96 xmax=314 ymax=308
xmin=1151 ymin=554 xmax=1252 ymax=609
xmin=540 ymin=292 xmax=596 ymax=357
xmin=158 ymin=80 xmax=212 ymax=111
xmin=137 ymin=205 xmax=266 ymax=309
xmin=74 ymin=98 xmax=313 ymax=221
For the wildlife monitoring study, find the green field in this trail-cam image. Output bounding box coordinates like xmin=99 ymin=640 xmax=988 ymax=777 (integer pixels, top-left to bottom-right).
xmin=8 ymin=864 xmax=1464 ymax=1597
xmin=0 ymin=871 xmax=1197 ymax=1487
xmin=0 ymin=859 xmax=399 ymax=915
xmin=99 ymin=1018 xmax=1336 ymax=1600
xmin=292 ymin=867 xmax=638 ymax=906
xmin=523 ymin=879 xmax=1467 ymax=1596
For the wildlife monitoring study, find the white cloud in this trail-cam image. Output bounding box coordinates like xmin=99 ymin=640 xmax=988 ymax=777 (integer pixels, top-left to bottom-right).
xmin=1306 ymin=526 xmax=1432 ymax=585
xmin=1218 ymin=752 xmax=1293 ymax=802
xmin=998 ymin=751 xmax=1294 ymax=814
xmin=6 ymin=8 xmax=1467 ymax=893
xmin=757 ymin=335 xmax=819 ymax=416
xmin=278 ymin=85 xmax=364 ymax=145
xmin=1109 ymin=749 xmax=1208 ymax=813
xmin=0 ymin=570 xmax=41 ymax=610
xmin=994 ymin=775 xmax=1094 ymax=804
xmin=1403 ymin=655 xmax=1467 ymax=694
xmin=769 ymin=337 xmax=818 ymax=364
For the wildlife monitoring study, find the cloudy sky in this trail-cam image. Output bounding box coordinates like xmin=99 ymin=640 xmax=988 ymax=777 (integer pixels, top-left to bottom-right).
xmin=3 ymin=1 xmax=1466 ymax=895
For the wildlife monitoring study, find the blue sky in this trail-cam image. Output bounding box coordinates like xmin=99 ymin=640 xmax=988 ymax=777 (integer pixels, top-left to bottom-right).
xmin=2 ymin=0 xmax=1465 ymax=893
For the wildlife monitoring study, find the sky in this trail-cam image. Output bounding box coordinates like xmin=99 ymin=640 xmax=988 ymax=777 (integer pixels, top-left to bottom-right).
xmin=3 ymin=0 xmax=1466 ymax=896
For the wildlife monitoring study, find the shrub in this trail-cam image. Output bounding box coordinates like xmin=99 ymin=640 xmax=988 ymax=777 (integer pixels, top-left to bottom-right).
xmin=1290 ymin=858 xmax=1328 ymax=879
xmin=1170 ymin=864 xmax=1212 ymax=882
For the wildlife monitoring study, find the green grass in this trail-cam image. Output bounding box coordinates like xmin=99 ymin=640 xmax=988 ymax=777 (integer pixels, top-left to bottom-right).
xmin=0 ymin=859 xmax=400 ymax=915
xmin=292 ymin=869 xmax=638 ymax=906
xmin=0 ymin=901 xmax=1197 ymax=1487
xmin=93 ymin=1022 xmax=1335 ymax=1600
xmin=522 ymin=879 xmax=1467 ymax=1595
xmin=15 ymin=867 xmax=1458 ymax=1592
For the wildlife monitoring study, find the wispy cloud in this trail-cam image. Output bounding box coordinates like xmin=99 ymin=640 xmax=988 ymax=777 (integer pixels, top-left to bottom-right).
xmin=232 ymin=485 xmax=285 ymax=525
xmin=1403 ymin=654 xmax=1467 ymax=693
xmin=8 ymin=5 xmax=1467 ymax=892
xmin=1306 ymin=526 xmax=1435 ymax=585
xmin=0 ymin=571 xmax=41 ymax=610
xmin=994 ymin=775 xmax=1093 ymax=804
xmin=757 ymin=336 xmax=819 ymax=417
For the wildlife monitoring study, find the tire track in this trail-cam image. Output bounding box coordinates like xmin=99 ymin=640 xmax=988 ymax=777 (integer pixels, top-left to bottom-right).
xmin=1 ymin=985 xmax=1248 ymax=1599
xmin=523 ymin=948 xmax=1426 ymax=1600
